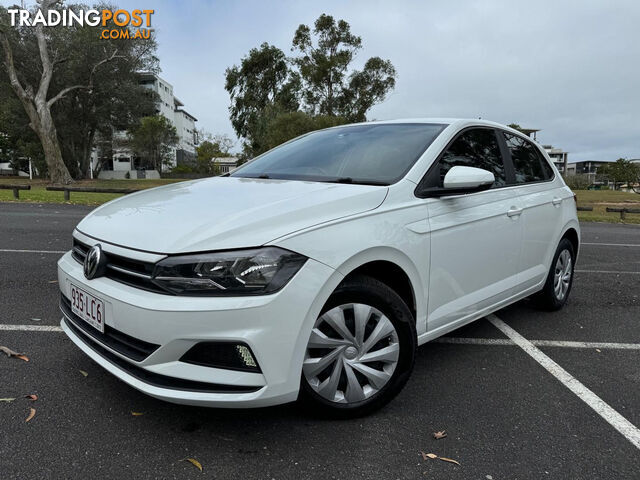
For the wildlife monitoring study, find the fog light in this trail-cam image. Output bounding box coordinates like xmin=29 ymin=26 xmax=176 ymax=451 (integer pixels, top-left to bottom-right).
xmin=180 ymin=342 xmax=261 ymax=373
xmin=235 ymin=345 xmax=257 ymax=368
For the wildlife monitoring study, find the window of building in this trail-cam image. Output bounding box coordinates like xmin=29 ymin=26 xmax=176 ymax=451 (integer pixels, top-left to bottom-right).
xmin=437 ymin=128 xmax=506 ymax=187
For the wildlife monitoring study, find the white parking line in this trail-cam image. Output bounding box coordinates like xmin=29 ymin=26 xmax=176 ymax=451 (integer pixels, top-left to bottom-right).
xmin=434 ymin=337 xmax=640 ymax=350
xmin=0 ymin=324 xmax=62 ymax=332
xmin=575 ymin=269 xmax=640 ymax=275
xmin=0 ymin=249 xmax=65 ymax=254
xmin=2 ymin=317 xmax=639 ymax=450
xmin=488 ymin=313 xmax=640 ymax=451
xmin=2 ymin=322 xmax=638 ymax=352
xmin=582 ymin=242 xmax=640 ymax=247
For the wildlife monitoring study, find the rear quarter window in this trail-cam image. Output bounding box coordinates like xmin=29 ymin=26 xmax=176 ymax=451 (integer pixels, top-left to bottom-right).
xmin=503 ymin=132 xmax=553 ymax=183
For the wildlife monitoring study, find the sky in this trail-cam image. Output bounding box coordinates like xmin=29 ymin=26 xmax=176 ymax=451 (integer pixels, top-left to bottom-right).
xmin=10 ymin=0 xmax=640 ymax=161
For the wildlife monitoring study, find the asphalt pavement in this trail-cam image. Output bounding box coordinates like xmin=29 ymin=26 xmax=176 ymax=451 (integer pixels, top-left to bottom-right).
xmin=1 ymin=202 xmax=639 ymax=479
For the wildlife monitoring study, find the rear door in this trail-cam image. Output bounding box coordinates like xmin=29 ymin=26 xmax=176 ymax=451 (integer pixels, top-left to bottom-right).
xmin=499 ymin=131 xmax=566 ymax=290
xmin=422 ymin=127 xmax=523 ymax=332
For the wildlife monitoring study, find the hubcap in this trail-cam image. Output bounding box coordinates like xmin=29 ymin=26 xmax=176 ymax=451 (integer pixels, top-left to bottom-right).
xmin=303 ymin=303 xmax=400 ymax=404
xmin=553 ymin=249 xmax=572 ymax=300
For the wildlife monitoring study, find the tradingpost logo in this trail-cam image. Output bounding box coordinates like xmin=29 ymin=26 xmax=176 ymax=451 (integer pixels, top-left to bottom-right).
xmin=7 ymin=8 xmax=154 ymax=40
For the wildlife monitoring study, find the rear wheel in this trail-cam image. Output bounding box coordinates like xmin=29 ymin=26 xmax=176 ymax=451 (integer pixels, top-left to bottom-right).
xmin=300 ymin=275 xmax=416 ymax=417
xmin=533 ymin=238 xmax=575 ymax=310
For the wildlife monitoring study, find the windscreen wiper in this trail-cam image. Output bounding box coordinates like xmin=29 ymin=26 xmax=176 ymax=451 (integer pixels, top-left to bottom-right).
xmin=327 ymin=177 xmax=387 ymax=186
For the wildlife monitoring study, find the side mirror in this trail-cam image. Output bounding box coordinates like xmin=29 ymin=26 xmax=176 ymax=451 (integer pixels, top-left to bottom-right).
xmin=443 ymin=166 xmax=495 ymax=191
xmin=414 ymin=165 xmax=496 ymax=198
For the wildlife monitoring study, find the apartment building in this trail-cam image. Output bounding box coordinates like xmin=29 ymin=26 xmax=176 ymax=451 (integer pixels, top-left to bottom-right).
xmin=96 ymin=73 xmax=198 ymax=178
xmin=543 ymin=145 xmax=569 ymax=174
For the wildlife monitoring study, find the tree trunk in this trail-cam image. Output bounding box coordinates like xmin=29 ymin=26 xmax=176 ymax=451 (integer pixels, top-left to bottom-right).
xmin=35 ymin=104 xmax=73 ymax=184
xmin=0 ymin=0 xmax=120 ymax=184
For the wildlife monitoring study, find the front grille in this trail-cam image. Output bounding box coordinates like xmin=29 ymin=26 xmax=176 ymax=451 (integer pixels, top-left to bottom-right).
xmin=72 ymin=238 xmax=167 ymax=294
xmin=60 ymin=294 xmax=160 ymax=362
xmin=62 ymin=315 xmax=260 ymax=394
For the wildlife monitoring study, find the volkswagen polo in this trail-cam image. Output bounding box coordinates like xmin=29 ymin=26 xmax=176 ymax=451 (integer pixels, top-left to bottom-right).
xmin=58 ymin=119 xmax=579 ymax=416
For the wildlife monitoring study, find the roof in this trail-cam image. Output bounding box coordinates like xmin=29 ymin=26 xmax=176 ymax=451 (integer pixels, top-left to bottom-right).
xmin=176 ymin=108 xmax=197 ymax=122
xmin=211 ymin=157 xmax=238 ymax=164
xmin=351 ymin=117 xmax=523 ymax=130
xmin=337 ymin=118 xmax=544 ymax=141
xmin=567 ymin=159 xmax=617 ymax=165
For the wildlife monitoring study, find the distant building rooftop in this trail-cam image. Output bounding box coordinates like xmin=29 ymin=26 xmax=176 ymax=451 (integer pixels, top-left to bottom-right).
xmin=518 ymin=128 xmax=540 ymax=139
xmin=567 ymin=159 xmax=615 ymax=165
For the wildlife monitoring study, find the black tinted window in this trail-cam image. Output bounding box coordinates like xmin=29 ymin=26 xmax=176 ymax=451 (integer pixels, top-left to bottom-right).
xmin=231 ymin=123 xmax=446 ymax=185
xmin=539 ymin=155 xmax=554 ymax=180
xmin=504 ymin=133 xmax=551 ymax=183
xmin=438 ymin=128 xmax=506 ymax=187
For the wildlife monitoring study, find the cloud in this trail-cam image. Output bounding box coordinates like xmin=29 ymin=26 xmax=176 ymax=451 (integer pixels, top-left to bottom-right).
xmin=115 ymin=0 xmax=640 ymax=160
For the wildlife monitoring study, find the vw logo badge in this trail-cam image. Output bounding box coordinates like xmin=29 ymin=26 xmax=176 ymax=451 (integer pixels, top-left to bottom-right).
xmin=84 ymin=244 xmax=103 ymax=280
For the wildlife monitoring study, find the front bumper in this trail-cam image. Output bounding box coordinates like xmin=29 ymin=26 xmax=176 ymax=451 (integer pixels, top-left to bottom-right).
xmin=58 ymin=250 xmax=337 ymax=408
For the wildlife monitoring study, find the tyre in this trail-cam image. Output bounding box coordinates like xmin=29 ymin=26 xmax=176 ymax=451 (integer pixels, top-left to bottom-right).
xmin=300 ymin=274 xmax=416 ymax=417
xmin=533 ymin=238 xmax=575 ymax=311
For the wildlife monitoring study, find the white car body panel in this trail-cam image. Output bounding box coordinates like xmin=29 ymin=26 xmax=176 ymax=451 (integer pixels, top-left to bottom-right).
xmin=76 ymin=177 xmax=388 ymax=253
xmin=58 ymin=118 xmax=580 ymax=407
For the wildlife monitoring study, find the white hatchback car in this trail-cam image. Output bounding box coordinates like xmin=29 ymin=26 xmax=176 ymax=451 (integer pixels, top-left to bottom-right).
xmin=58 ymin=119 xmax=579 ymax=416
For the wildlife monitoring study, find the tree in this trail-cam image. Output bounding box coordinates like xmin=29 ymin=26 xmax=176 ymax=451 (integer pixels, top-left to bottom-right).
xmin=128 ymin=116 xmax=178 ymax=173
xmin=52 ymin=12 xmax=158 ymax=179
xmin=196 ymin=130 xmax=234 ymax=155
xmin=598 ymin=158 xmax=640 ymax=191
xmin=292 ymin=14 xmax=396 ymax=122
xmin=225 ymin=43 xmax=300 ymax=157
xmin=0 ymin=77 xmax=45 ymax=175
xmin=226 ymin=15 xmax=397 ymax=158
xmin=195 ymin=140 xmax=223 ymax=175
xmin=0 ymin=1 xmax=158 ymax=182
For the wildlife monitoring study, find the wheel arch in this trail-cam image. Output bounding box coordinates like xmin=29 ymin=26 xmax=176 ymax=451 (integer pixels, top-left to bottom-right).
xmin=561 ymin=226 xmax=580 ymax=260
xmin=333 ymin=247 xmax=426 ymax=334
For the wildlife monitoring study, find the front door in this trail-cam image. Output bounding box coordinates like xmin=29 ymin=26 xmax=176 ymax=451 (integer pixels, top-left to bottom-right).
xmin=423 ymin=128 xmax=523 ymax=332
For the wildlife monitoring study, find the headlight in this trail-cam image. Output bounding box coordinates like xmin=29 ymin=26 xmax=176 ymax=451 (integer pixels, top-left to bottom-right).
xmin=151 ymin=247 xmax=307 ymax=296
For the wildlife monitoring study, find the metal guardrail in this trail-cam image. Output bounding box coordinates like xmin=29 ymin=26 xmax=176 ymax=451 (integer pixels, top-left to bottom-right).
xmin=45 ymin=186 xmax=140 ymax=201
xmin=605 ymin=207 xmax=640 ymax=220
xmin=577 ymin=206 xmax=593 ymax=211
xmin=0 ymin=184 xmax=31 ymax=199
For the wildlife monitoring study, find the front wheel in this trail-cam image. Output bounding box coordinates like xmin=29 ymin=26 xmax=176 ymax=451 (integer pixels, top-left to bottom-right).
xmin=533 ymin=238 xmax=576 ymax=310
xmin=299 ymin=274 xmax=416 ymax=417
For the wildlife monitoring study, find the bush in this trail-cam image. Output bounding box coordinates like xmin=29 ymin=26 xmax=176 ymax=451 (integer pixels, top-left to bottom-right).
xmin=170 ymin=165 xmax=194 ymax=174
xmin=563 ymin=174 xmax=591 ymax=190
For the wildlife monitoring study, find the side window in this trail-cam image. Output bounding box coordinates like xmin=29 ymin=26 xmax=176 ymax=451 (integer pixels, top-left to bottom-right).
xmin=504 ymin=133 xmax=551 ymax=183
xmin=438 ymin=128 xmax=506 ymax=187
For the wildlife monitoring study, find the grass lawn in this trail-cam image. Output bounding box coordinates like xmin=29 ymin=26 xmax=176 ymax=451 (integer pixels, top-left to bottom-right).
xmin=0 ymin=177 xmax=186 ymax=205
xmin=2 ymin=177 xmax=640 ymax=224
xmin=575 ymin=189 xmax=640 ymax=224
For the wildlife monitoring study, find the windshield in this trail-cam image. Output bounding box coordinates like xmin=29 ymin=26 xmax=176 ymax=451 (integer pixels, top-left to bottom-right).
xmin=230 ymin=123 xmax=446 ymax=185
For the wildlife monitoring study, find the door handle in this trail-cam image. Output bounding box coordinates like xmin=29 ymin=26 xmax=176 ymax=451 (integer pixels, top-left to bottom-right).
xmin=507 ymin=207 xmax=523 ymax=217
xmin=552 ymin=197 xmax=562 ymax=206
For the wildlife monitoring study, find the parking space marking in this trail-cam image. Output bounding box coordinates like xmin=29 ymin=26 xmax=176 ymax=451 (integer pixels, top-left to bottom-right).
xmin=435 ymin=337 xmax=640 ymax=350
xmin=3 ymin=322 xmax=639 ymax=346
xmin=488 ymin=313 xmax=640 ymax=450
xmin=575 ymin=269 xmax=640 ymax=275
xmin=582 ymin=242 xmax=640 ymax=247
xmin=0 ymin=324 xmax=62 ymax=332
xmin=0 ymin=249 xmax=66 ymax=254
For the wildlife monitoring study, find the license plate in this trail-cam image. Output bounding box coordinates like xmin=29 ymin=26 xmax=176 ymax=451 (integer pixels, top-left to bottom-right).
xmin=70 ymin=284 xmax=105 ymax=333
